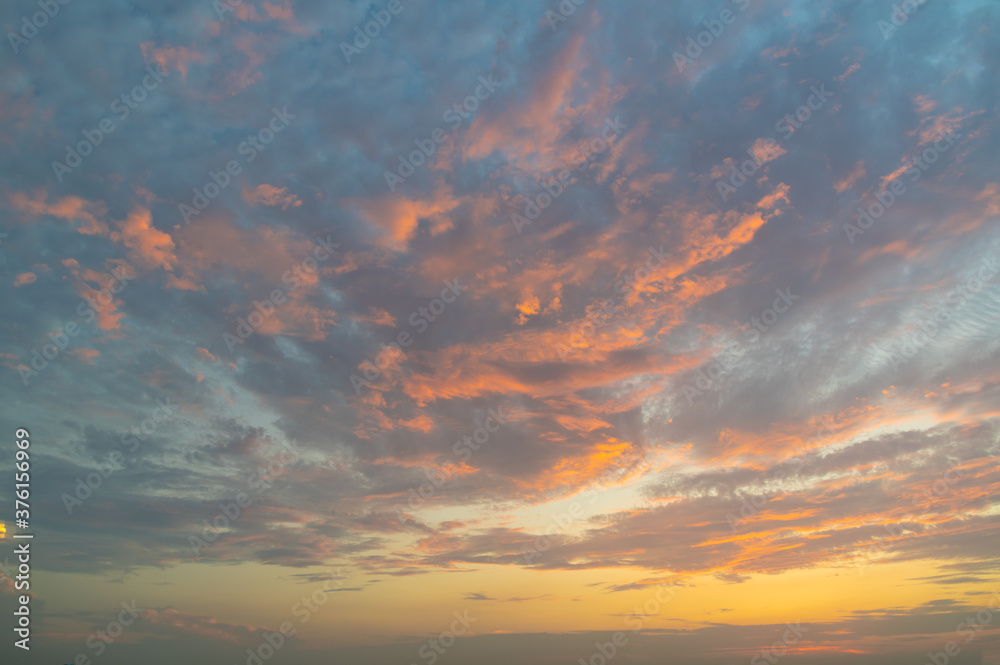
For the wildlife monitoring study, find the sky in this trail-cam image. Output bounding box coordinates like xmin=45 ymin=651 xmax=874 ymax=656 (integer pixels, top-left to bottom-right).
xmin=1 ymin=0 xmax=999 ymax=663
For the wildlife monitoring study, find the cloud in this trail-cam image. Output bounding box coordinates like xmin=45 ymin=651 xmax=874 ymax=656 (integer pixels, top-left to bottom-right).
xmin=1 ymin=1 xmax=998 ymax=662
xmin=241 ymin=183 xmax=302 ymax=209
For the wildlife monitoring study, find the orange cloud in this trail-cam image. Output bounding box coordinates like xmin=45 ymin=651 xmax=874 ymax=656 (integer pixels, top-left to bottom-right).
xmin=241 ymin=183 xmax=302 ymax=209
xmin=835 ymin=61 xmax=861 ymax=82
xmin=399 ymin=413 xmax=436 ymax=433
xmin=345 ymin=188 xmax=460 ymax=251
xmin=262 ymin=1 xmax=294 ymax=20
xmin=69 ymin=348 xmax=100 ymax=365
xmin=62 ymin=259 xmax=133 ymax=331
xmin=224 ymin=33 xmax=266 ymax=94
xmin=221 ymin=0 xmax=308 ymax=34
xmin=350 ymin=308 xmax=397 ymax=328
xmin=749 ymin=137 xmax=787 ymax=165
xmin=196 ymin=347 xmax=218 ymax=362
xmin=834 ymin=160 xmax=866 ymax=193
xmin=912 ymin=94 xmax=936 ymax=114
xmin=139 ymin=42 xmax=207 ymax=80
xmin=462 ymin=33 xmax=625 ymax=172
xmin=9 ymin=193 xmax=195 ymax=286
xmin=112 ymin=206 xmax=177 ymax=271
xmin=516 ymin=291 xmax=541 ymax=325
xmin=9 ymin=191 xmax=109 ymax=235
xmin=138 ymin=608 xmax=271 ymax=645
